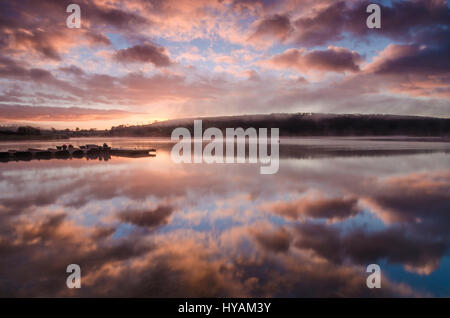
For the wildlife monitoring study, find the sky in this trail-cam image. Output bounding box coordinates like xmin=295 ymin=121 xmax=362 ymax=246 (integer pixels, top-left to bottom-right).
xmin=0 ymin=0 xmax=449 ymax=129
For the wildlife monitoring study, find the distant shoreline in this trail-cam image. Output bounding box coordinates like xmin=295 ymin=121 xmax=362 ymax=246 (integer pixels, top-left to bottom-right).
xmin=1 ymin=135 xmax=449 ymax=144
xmin=106 ymin=113 xmax=450 ymax=138
xmin=0 ymin=135 xmax=69 ymax=141
xmin=2 ymin=113 xmax=449 ymax=141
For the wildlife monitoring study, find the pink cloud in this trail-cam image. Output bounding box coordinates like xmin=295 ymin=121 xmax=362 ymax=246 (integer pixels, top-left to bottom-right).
xmin=265 ymin=46 xmax=363 ymax=74
xmin=0 ymin=105 xmax=136 ymax=122
xmin=113 ymin=43 xmax=173 ymax=67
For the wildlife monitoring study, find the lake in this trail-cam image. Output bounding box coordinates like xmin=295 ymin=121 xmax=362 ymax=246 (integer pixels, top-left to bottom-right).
xmin=0 ymin=137 xmax=449 ymax=297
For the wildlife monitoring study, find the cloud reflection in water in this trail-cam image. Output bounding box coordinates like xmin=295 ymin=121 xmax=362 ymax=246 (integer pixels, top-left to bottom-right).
xmin=0 ymin=138 xmax=449 ymax=297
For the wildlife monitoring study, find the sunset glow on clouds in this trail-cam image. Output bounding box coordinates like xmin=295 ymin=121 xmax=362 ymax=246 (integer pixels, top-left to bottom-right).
xmin=0 ymin=0 xmax=449 ymax=128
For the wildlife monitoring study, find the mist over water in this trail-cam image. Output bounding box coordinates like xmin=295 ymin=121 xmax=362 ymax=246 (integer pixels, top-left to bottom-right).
xmin=0 ymin=137 xmax=449 ymax=297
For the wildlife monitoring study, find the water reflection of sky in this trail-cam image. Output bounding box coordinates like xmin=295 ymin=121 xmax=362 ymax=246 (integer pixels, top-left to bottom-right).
xmin=0 ymin=138 xmax=449 ymax=297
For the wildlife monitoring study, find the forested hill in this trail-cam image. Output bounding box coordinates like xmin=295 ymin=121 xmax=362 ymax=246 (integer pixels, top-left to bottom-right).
xmin=107 ymin=113 xmax=450 ymax=137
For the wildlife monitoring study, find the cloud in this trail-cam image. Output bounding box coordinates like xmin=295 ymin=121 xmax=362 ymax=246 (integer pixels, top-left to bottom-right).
xmin=362 ymin=170 xmax=450 ymax=228
xmin=84 ymin=31 xmax=112 ymax=46
xmin=0 ymin=0 xmax=448 ymax=123
xmin=88 ymin=3 xmax=149 ymax=29
xmin=0 ymin=0 xmax=145 ymax=63
xmin=58 ymin=65 xmax=86 ymax=76
xmin=291 ymin=1 xmax=348 ymax=46
xmin=263 ymin=194 xmax=362 ymax=222
xmin=0 ymin=56 xmax=85 ymax=97
xmin=290 ymin=0 xmax=450 ymax=47
xmin=117 ymin=205 xmax=174 ymax=228
xmin=248 ymin=14 xmax=292 ymax=45
xmin=250 ymin=225 xmax=292 ymax=253
xmin=0 ymin=105 xmax=134 ymax=121
xmin=366 ymin=44 xmax=450 ymax=76
xmin=0 ymin=147 xmax=447 ymax=296
xmin=265 ymin=46 xmax=363 ymax=73
xmin=12 ymin=29 xmax=62 ymax=61
xmin=113 ymin=43 xmax=173 ymax=67
xmin=363 ymin=43 xmax=450 ymax=97
xmin=0 ymin=207 xmax=422 ymax=297
xmin=293 ymin=222 xmax=447 ymax=275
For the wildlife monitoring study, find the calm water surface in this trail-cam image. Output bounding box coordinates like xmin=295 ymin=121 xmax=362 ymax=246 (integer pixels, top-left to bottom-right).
xmin=0 ymin=137 xmax=449 ymax=297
